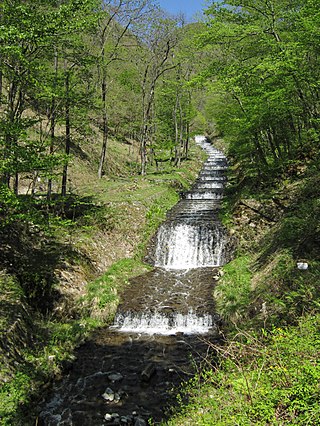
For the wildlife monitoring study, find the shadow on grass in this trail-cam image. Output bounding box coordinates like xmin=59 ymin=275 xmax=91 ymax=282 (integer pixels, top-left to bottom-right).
xmin=0 ymin=194 xmax=105 ymax=314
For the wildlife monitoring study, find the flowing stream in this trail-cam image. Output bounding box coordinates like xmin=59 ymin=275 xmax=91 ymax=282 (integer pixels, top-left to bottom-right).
xmin=35 ymin=136 xmax=227 ymax=426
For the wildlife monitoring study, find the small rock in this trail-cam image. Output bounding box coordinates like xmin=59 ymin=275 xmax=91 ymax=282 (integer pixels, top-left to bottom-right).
xmin=114 ymin=393 xmax=121 ymax=403
xmin=108 ymin=372 xmax=124 ymax=383
xmin=105 ymin=413 xmax=113 ymax=421
xmin=141 ymin=364 xmax=156 ymax=382
xmin=261 ymin=302 xmax=267 ymax=318
xmin=297 ymin=262 xmax=308 ymax=270
xmin=102 ymin=387 xmax=114 ymax=401
xmin=111 ymin=413 xmax=120 ymax=419
xmin=134 ymin=418 xmax=146 ymax=426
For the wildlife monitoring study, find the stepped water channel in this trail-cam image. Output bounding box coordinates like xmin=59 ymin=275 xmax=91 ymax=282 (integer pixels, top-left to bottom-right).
xmin=36 ymin=136 xmax=228 ymax=425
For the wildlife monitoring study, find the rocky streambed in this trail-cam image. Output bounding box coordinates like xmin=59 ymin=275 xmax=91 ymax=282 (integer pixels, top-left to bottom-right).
xmin=36 ymin=328 xmax=219 ymax=425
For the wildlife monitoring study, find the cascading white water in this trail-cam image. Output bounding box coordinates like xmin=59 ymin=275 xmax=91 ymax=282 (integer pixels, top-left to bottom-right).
xmin=114 ymin=311 xmax=215 ymax=335
xmin=196 ymin=182 xmax=225 ymax=189
xmin=185 ymin=192 xmax=223 ymax=200
xmin=200 ymin=170 xmax=225 ymax=177
xmin=154 ymin=222 xmax=225 ymax=269
xmin=113 ymin=135 xmax=227 ymax=335
xmin=200 ymin=175 xmax=226 ymax=181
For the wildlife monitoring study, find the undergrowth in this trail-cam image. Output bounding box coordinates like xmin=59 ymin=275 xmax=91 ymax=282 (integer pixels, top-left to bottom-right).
xmin=167 ymin=315 xmax=320 ymax=425
xmin=213 ymin=255 xmax=252 ymax=324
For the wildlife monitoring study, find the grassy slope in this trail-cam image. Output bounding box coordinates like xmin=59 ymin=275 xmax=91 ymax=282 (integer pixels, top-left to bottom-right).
xmin=0 ymin=135 xmax=205 ymax=425
xmin=165 ymin=159 xmax=320 ymax=425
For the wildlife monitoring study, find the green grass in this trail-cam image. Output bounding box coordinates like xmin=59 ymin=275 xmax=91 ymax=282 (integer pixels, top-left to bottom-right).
xmin=250 ymin=250 xmax=320 ymax=328
xmin=0 ymin=372 xmax=32 ymax=426
xmin=213 ymin=255 xmax=253 ymax=325
xmin=166 ymin=315 xmax=320 ymax=426
xmin=79 ymin=258 xmax=151 ymax=320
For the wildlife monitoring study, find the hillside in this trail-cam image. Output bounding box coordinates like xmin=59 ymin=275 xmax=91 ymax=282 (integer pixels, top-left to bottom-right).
xmin=166 ymin=151 xmax=320 ymax=425
xmin=0 ymin=133 xmax=206 ymax=424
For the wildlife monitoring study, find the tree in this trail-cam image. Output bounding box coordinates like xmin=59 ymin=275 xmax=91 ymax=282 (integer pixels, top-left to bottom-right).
xmin=200 ymin=0 xmax=320 ymax=182
xmin=96 ymin=0 xmax=156 ymax=179
xmin=134 ymin=11 xmax=179 ymax=175
xmin=0 ymin=0 xmax=101 ymax=198
xmin=152 ymin=22 xmax=205 ymax=166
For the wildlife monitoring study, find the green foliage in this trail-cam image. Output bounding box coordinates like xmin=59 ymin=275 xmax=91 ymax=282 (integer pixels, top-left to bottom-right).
xmin=167 ymin=315 xmax=320 ymax=426
xmin=251 ymin=250 xmax=320 ymax=327
xmin=0 ymin=372 xmax=32 ymax=426
xmin=200 ymin=0 xmax=320 ymax=185
xmin=35 ymin=318 xmax=101 ymax=370
xmin=0 ymin=274 xmax=25 ymax=342
xmin=146 ymin=202 xmax=168 ymax=229
xmin=0 ymin=186 xmax=19 ymax=225
xmin=80 ymin=258 xmax=150 ymax=318
xmin=0 ymin=272 xmax=23 ymax=299
xmin=214 ymin=256 xmax=253 ymax=324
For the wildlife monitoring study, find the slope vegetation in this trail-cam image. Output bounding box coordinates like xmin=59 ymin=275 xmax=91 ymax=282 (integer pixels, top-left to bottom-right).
xmin=0 ymin=135 xmax=205 ymax=425
xmin=166 ymin=153 xmax=320 ymax=425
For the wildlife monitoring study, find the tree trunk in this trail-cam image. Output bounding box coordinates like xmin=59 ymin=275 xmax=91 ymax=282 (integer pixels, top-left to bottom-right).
xmin=98 ymin=71 xmax=108 ymax=178
xmin=140 ymin=83 xmax=154 ymax=176
xmin=0 ymin=69 xmax=2 ymax=103
xmin=174 ymin=93 xmax=183 ymax=167
xmin=184 ymin=121 xmax=190 ymax=159
xmin=178 ymin=97 xmax=184 ymax=167
xmin=61 ymin=71 xmax=70 ymax=197
xmin=140 ymin=126 xmax=148 ymax=176
xmin=2 ymin=81 xmax=19 ymax=188
xmin=47 ymin=48 xmax=58 ymax=200
xmin=173 ymin=91 xmax=179 ymax=165
xmin=183 ymin=91 xmax=192 ymax=159
xmin=253 ymin=133 xmax=268 ymax=167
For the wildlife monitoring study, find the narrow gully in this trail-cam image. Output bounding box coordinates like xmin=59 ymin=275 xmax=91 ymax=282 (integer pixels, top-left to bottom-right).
xmin=35 ymin=136 xmax=228 ymax=426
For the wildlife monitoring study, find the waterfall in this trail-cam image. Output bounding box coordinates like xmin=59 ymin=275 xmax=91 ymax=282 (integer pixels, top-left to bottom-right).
xmin=154 ymin=221 xmax=225 ymax=269
xmin=114 ymin=310 xmax=216 ymax=335
xmin=185 ymin=191 xmax=223 ymax=200
xmin=37 ymin=136 xmax=229 ymax=425
xmin=113 ymin=135 xmax=227 ymax=335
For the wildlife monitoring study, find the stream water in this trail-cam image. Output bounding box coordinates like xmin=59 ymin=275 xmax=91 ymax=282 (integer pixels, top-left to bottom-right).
xmin=35 ymin=136 xmax=228 ymax=426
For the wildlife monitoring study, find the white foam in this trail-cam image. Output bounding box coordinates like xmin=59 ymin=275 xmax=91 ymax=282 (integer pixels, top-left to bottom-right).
xmin=113 ymin=311 xmax=215 ymax=335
